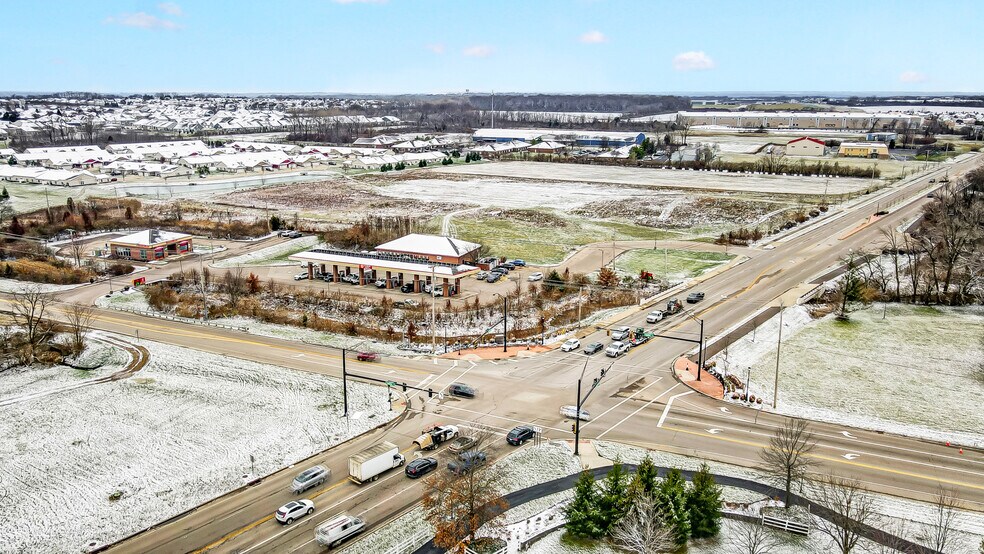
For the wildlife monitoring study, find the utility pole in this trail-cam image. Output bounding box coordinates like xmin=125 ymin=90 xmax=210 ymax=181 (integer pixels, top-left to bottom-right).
xmin=430 ymin=265 xmax=436 ymax=354
xmin=502 ymin=295 xmax=508 ymax=353
xmin=342 ymin=348 xmax=348 ymax=417
xmin=773 ymin=301 xmax=784 ymax=409
xmin=577 ymin=285 xmax=584 ymax=327
xmin=490 ymin=90 xmax=495 ymax=129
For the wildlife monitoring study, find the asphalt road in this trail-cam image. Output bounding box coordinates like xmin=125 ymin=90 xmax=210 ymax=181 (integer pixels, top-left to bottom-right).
xmin=10 ymin=156 xmax=981 ymax=553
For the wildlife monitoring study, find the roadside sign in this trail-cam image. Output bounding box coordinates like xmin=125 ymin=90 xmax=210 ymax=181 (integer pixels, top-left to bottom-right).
xmin=385 ymin=381 xmax=397 ymax=386
xmin=438 ymin=393 xmax=445 ymax=400
xmin=532 ymin=426 xmax=543 ymax=434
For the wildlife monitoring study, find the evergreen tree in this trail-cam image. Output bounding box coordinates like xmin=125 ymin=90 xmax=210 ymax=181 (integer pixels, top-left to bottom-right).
xmin=655 ymin=468 xmax=691 ymax=547
xmin=686 ymin=463 xmax=722 ymax=539
xmin=9 ymin=216 xmax=24 ymax=235
xmin=1 ymin=187 xmax=8 ymax=199
xmin=631 ymin=455 xmax=660 ymax=498
xmin=565 ymin=471 xmax=603 ymax=539
xmin=597 ymin=462 xmax=631 ymax=535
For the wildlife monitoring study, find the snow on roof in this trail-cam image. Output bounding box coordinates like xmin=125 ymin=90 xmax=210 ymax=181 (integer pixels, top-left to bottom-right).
xmin=288 ymin=250 xmax=477 ymax=277
xmin=787 ymin=137 xmax=825 ymax=146
xmin=376 ymin=233 xmax=480 ymax=258
xmin=111 ymin=229 xmax=193 ymax=246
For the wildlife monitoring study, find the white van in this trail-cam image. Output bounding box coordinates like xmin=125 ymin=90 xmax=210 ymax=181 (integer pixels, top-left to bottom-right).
xmin=315 ymin=514 xmax=366 ymax=548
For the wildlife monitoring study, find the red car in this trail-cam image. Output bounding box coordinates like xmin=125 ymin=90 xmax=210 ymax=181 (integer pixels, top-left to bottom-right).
xmin=356 ymin=352 xmax=378 ymax=362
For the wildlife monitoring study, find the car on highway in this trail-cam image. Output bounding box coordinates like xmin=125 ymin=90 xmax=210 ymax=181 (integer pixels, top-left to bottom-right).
xmin=275 ymin=499 xmax=315 ymax=524
xmin=356 ymin=352 xmax=378 ymax=362
xmin=605 ymin=341 xmax=629 ymax=358
xmin=448 ymin=451 xmax=488 ymax=474
xmin=315 ymin=514 xmax=365 ymax=548
xmin=293 ymin=272 xmax=309 ymax=281
xmin=405 ymin=457 xmax=438 ymax=479
xmin=448 ymin=382 xmax=476 ymax=398
xmin=291 ymin=465 xmax=330 ymax=494
xmin=448 ymin=435 xmax=478 ymax=453
xmin=646 ymin=310 xmax=664 ymax=323
xmin=560 ymin=405 xmax=591 ymax=421
xmin=561 ymin=338 xmax=581 ymax=352
xmin=583 ymin=342 xmax=604 ymax=355
xmin=686 ymin=292 xmax=705 ymax=304
xmin=527 ymin=272 xmax=544 ymax=282
xmin=507 ymin=425 xmax=535 ymax=446
xmin=610 ymin=326 xmax=631 ymax=341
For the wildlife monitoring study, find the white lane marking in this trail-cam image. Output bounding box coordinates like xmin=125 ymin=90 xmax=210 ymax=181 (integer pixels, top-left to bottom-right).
xmin=842 ymin=431 xmax=857 ymax=439
xmin=719 ymin=407 xmax=731 ymax=414
xmin=707 ymin=428 xmax=723 ymax=435
xmin=596 ymin=384 xmax=682 ymax=440
xmin=410 ymin=404 xmax=568 ymax=434
xmin=843 ymin=453 xmax=861 ymax=461
xmin=657 ymin=390 xmax=693 ymax=428
xmin=580 ymin=377 xmax=663 ymax=427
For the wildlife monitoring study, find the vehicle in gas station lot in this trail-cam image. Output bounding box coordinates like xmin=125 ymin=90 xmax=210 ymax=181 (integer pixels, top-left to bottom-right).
xmin=527 ymin=272 xmax=544 ymax=281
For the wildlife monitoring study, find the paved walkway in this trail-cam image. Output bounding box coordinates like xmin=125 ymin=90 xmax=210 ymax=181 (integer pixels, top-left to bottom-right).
xmin=674 ymin=356 xmax=725 ymax=399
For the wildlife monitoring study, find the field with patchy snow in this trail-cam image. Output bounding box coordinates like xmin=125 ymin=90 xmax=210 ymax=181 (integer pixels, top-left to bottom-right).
xmin=712 ymin=304 xmax=984 ymax=448
xmin=0 ymin=338 xmax=129 ymax=399
xmin=613 ymin=249 xmax=733 ymax=284
xmin=0 ymin=339 xmax=394 ymax=554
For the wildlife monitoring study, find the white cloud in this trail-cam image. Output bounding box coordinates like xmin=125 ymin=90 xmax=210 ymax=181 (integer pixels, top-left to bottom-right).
xmin=899 ymin=70 xmax=928 ymax=84
xmin=462 ymin=45 xmax=494 ymax=58
xmin=579 ymin=30 xmax=607 ymax=44
xmin=157 ymin=2 xmax=183 ymax=16
xmin=104 ymin=12 xmax=181 ymax=30
xmin=425 ymin=43 xmax=446 ymax=54
xmin=672 ymin=51 xmax=716 ymax=71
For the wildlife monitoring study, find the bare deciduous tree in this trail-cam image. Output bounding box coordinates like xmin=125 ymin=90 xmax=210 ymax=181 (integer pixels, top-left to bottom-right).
xmin=730 ymin=519 xmax=785 ymax=554
xmin=813 ymin=475 xmax=876 ymax=554
xmin=924 ymin=485 xmax=960 ymax=554
xmin=759 ymin=419 xmax=817 ymax=507
xmin=222 ymin=266 xmax=247 ymax=306
xmin=64 ymin=303 xmax=95 ymax=355
xmin=611 ymin=493 xmax=675 ymax=554
xmin=11 ymin=285 xmax=53 ymax=363
xmin=422 ymin=425 xmax=508 ymax=553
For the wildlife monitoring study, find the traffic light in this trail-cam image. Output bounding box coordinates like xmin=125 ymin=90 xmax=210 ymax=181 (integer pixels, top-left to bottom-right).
xmin=571 ymin=423 xmax=577 ymax=434
xmin=427 ymin=388 xmax=434 ymax=398
xmin=592 ymin=377 xmax=599 ymax=388
xmin=402 ymin=383 xmax=408 ymax=393
xmin=600 ymin=366 xmax=609 ymax=378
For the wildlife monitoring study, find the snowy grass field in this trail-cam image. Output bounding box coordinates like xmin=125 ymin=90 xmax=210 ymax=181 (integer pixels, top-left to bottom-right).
xmin=0 ymin=339 xmax=394 ymax=554
xmin=613 ymin=249 xmax=733 ymax=283
xmin=435 ymin=161 xmax=876 ymax=195
xmin=213 ymin=235 xmax=321 ymax=267
xmin=713 ymin=304 xmax=984 ymax=448
xmin=0 ymin=338 xmax=130 ymax=399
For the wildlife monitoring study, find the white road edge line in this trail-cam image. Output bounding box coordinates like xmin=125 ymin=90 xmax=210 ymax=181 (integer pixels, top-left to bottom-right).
xmin=657 ymin=389 xmax=692 ymax=428
xmin=597 ymin=383 xmax=683 ymax=440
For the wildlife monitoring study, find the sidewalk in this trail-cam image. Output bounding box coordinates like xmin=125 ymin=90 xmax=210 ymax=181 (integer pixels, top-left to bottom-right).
xmin=673 ymin=357 xmax=724 ymax=399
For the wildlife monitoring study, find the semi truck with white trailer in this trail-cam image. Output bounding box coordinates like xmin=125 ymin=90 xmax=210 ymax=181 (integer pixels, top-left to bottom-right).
xmin=348 ymin=442 xmax=405 ymax=484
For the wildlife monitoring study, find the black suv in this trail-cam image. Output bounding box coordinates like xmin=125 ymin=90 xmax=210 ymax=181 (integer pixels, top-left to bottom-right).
xmin=448 ymin=451 xmax=487 ymax=474
xmin=507 ymin=425 xmax=535 ymax=446
xmin=448 ymin=383 xmax=476 ymax=398
xmin=686 ymin=292 xmax=705 ymax=304
xmin=405 ymin=457 xmax=438 ymax=478
xmin=400 ymin=283 xmax=415 ymax=293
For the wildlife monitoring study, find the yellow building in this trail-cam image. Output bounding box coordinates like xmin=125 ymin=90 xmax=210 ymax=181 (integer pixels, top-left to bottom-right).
xmin=838 ymin=142 xmax=889 ymax=159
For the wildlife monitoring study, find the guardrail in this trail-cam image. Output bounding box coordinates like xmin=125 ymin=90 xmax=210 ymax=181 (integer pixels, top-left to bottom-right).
xmin=111 ymin=306 xmax=249 ymax=332
xmin=762 ymin=514 xmax=810 ymax=535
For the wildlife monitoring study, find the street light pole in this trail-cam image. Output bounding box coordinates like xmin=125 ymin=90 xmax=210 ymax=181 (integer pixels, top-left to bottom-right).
xmin=574 ymin=376 xmax=583 ymax=456
xmin=773 ymin=302 xmax=784 ymax=409
xmin=430 ymin=265 xmax=436 ymax=354
xmin=342 ymin=348 xmax=348 ymax=417
xmin=502 ymin=295 xmax=508 ymax=353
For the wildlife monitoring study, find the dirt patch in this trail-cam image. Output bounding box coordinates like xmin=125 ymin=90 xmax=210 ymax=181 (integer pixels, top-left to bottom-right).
xmin=485 ymin=208 xmax=569 ymax=227
xmin=573 ymin=194 xmax=787 ymax=229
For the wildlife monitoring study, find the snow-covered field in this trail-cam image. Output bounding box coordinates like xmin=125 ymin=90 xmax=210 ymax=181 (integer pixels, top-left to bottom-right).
xmin=0 ymin=339 xmax=394 ymax=554
xmin=213 ymin=235 xmax=321 ymax=267
xmin=712 ymin=304 xmax=984 ymax=448
xmin=0 ymin=277 xmax=83 ymax=294
xmin=95 ymin=287 xmax=153 ymax=311
xmin=434 ymin=161 xmax=875 ymax=195
xmin=0 ymin=338 xmax=129 ymax=399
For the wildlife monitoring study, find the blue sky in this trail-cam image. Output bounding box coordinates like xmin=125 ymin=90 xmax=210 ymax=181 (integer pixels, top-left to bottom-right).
xmin=4 ymin=0 xmax=982 ymax=94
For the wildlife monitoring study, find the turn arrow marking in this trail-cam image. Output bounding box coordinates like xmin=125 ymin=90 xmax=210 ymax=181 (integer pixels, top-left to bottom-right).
xmin=707 ymin=428 xmax=723 ymax=435
xmin=843 ymin=453 xmax=861 ymax=461
xmin=719 ymin=407 xmax=731 ymax=414
xmin=842 ymin=431 xmax=856 ymax=439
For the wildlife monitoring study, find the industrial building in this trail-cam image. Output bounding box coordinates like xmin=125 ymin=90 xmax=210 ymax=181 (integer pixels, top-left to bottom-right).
xmin=472 ymin=128 xmax=645 ymax=148
xmin=785 ymin=137 xmax=827 ymax=157
xmin=838 ymin=142 xmax=890 ymax=159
